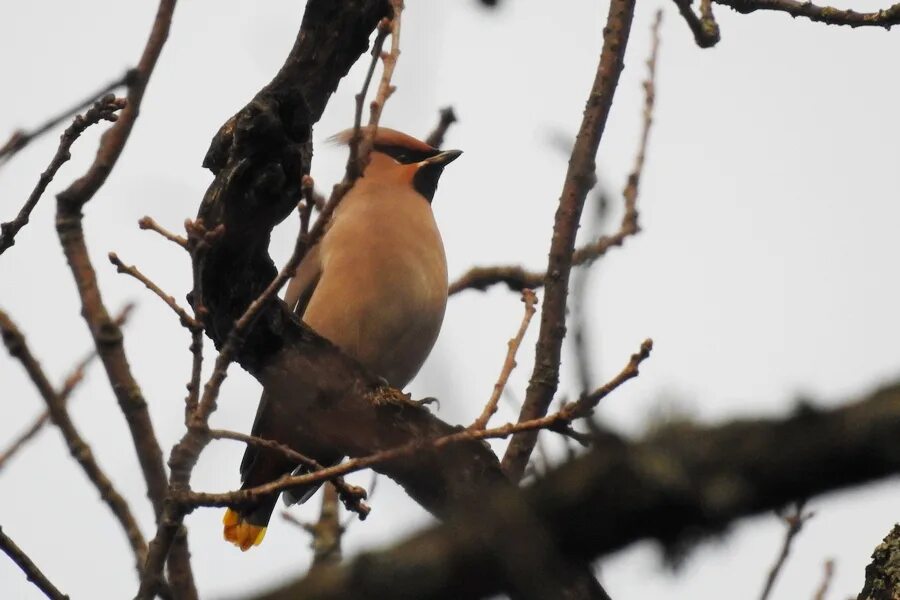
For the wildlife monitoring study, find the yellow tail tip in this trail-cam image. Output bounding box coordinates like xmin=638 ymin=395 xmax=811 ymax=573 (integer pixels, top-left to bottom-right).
xmin=223 ymin=509 xmax=267 ymax=551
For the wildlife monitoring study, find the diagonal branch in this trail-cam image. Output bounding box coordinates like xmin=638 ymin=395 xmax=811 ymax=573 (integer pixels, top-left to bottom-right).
xmin=0 ymin=310 xmax=147 ymax=575
xmin=501 ymin=0 xmax=638 ymax=482
xmin=0 ymin=96 xmax=126 ymax=257
xmin=470 ymin=289 xmax=538 ymax=431
xmin=0 ymin=525 xmax=68 ymax=600
xmin=0 ymin=69 xmax=134 ymax=168
xmin=450 ymin=8 xmax=659 ymax=298
xmin=0 ymin=304 xmax=133 ymax=471
xmin=716 ymin=0 xmax=900 ymax=28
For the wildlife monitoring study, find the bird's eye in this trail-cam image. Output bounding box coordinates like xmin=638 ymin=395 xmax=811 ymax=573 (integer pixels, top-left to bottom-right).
xmin=393 ymin=153 xmax=410 ymax=163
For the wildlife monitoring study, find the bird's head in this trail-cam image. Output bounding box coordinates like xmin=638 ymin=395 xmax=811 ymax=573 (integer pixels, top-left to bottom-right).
xmin=331 ymin=127 xmax=462 ymax=202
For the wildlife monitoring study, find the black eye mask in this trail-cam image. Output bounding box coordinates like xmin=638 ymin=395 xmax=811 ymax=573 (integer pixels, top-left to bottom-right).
xmin=373 ymin=144 xmax=440 ymax=164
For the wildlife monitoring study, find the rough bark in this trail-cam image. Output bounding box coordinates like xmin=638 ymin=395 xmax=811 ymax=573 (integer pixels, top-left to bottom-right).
xmin=247 ymin=381 xmax=900 ymax=600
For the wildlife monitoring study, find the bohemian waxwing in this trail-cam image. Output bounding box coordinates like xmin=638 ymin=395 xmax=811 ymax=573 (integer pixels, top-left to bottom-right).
xmin=224 ymin=127 xmax=462 ymax=550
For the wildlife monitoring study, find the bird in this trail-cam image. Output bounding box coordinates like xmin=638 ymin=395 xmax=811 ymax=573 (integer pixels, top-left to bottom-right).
xmin=223 ymin=126 xmax=461 ymax=550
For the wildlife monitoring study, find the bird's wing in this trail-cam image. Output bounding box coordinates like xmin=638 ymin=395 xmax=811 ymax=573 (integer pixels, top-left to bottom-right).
xmin=238 ymin=243 xmax=323 ymax=480
xmin=283 ymin=243 xmax=322 ymax=318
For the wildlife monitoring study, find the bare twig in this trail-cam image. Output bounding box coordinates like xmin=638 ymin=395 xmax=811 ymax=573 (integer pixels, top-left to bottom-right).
xmin=501 ymin=0 xmax=638 ymax=483
xmin=715 ymin=0 xmax=900 ymax=28
xmin=177 ymin=340 xmax=651 ymax=509
xmin=450 ymin=8 xmax=658 ymax=300
xmin=424 ymin=106 xmax=458 ymax=149
xmin=138 ymin=216 xmax=188 ymax=249
xmin=470 ymin=289 xmax=538 ymax=430
xmin=208 ymin=429 xmax=370 ymax=517
xmin=345 ymin=18 xmax=392 ymax=180
xmin=759 ymin=501 xmax=815 ymax=600
xmin=108 ymin=252 xmax=200 ymax=331
xmin=0 ymin=310 xmax=148 ymax=574
xmin=812 ymin=559 xmax=834 ymax=600
xmin=673 ymin=0 xmax=721 ymax=48
xmin=310 ymin=484 xmax=344 ymax=567
xmin=0 ymin=304 xmax=133 ymax=471
xmin=0 ymin=95 xmax=126 ymax=257
xmin=0 ymin=69 xmax=134 ymax=167
xmin=0 ymin=526 xmax=69 ymax=600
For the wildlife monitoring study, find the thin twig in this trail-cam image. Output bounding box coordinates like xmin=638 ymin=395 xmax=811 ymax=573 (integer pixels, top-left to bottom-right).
xmin=346 ymin=18 xmax=392 ymax=180
xmin=450 ymin=8 xmax=657 ymax=299
xmin=0 ymin=96 xmax=126 ymax=257
xmin=0 ymin=304 xmax=133 ymax=471
xmin=0 ymin=525 xmax=69 ymax=600
xmin=108 ymin=252 xmax=201 ymax=331
xmin=759 ymin=501 xmax=815 ymax=600
xmin=424 ymin=106 xmax=458 ymax=149
xmin=500 ymin=0 xmax=638 ymax=483
xmin=0 ymin=310 xmax=148 ymax=574
xmin=177 ymin=339 xmax=651 ymax=509
xmin=673 ymin=0 xmax=721 ymax=48
xmin=138 ymin=216 xmax=188 ymax=249
xmin=470 ymin=289 xmax=538 ymax=430
xmin=208 ymin=429 xmax=370 ymax=517
xmin=0 ymin=69 xmax=134 ymax=167
xmin=715 ymin=0 xmax=900 ymax=28
xmin=310 ymin=484 xmax=344 ymax=567
xmin=812 ymin=558 xmax=834 ymax=600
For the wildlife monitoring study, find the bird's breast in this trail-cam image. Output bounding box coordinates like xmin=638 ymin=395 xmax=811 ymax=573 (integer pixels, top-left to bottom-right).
xmin=301 ymin=197 xmax=447 ymax=388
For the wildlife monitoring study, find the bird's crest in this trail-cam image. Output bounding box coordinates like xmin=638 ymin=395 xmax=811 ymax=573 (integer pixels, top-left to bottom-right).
xmin=329 ymin=126 xmax=435 ymax=153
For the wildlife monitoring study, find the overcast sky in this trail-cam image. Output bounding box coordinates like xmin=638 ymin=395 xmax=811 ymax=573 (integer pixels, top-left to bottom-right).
xmin=1 ymin=1 xmax=899 ymax=598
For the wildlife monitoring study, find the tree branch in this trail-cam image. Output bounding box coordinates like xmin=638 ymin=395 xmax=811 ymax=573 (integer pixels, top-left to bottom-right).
xmin=0 ymin=303 xmax=133 ymax=471
xmin=501 ymin=0 xmax=638 ymax=482
xmin=0 ymin=69 xmax=133 ymax=168
xmin=858 ymin=524 xmax=900 ymax=600
xmin=0 ymin=309 xmax=147 ymax=575
xmin=248 ymin=380 xmax=900 ymax=600
xmin=470 ymin=289 xmax=538 ymax=431
xmin=0 ymin=526 xmax=68 ymax=600
xmin=716 ymin=0 xmax=900 ymax=28
xmin=0 ymin=95 xmax=126 ymax=257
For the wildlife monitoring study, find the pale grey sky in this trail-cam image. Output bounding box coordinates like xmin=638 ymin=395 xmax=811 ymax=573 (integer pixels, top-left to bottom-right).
xmin=1 ymin=1 xmax=898 ymax=598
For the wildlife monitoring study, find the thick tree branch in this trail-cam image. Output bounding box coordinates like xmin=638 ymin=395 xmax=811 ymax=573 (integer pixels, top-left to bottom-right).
xmin=250 ymin=380 xmax=900 ymax=600
xmin=502 ymin=0 xmax=638 ymax=482
xmin=858 ymin=524 xmax=900 ymax=600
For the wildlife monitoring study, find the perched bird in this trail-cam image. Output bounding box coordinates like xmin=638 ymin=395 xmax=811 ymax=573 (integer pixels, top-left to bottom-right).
xmin=223 ymin=127 xmax=461 ymax=550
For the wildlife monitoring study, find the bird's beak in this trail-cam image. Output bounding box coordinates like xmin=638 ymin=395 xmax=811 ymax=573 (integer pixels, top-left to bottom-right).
xmin=421 ymin=149 xmax=463 ymax=168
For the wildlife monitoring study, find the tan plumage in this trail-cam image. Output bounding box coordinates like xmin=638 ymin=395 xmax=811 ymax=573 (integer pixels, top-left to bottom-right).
xmin=224 ymin=127 xmax=461 ymax=550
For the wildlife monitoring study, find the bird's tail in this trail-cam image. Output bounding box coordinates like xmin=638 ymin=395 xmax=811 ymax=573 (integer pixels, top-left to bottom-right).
xmin=222 ymin=508 xmax=267 ymax=551
xmin=223 ymin=492 xmax=280 ymax=551
xmin=223 ymin=465 xmax=325 ymax=550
